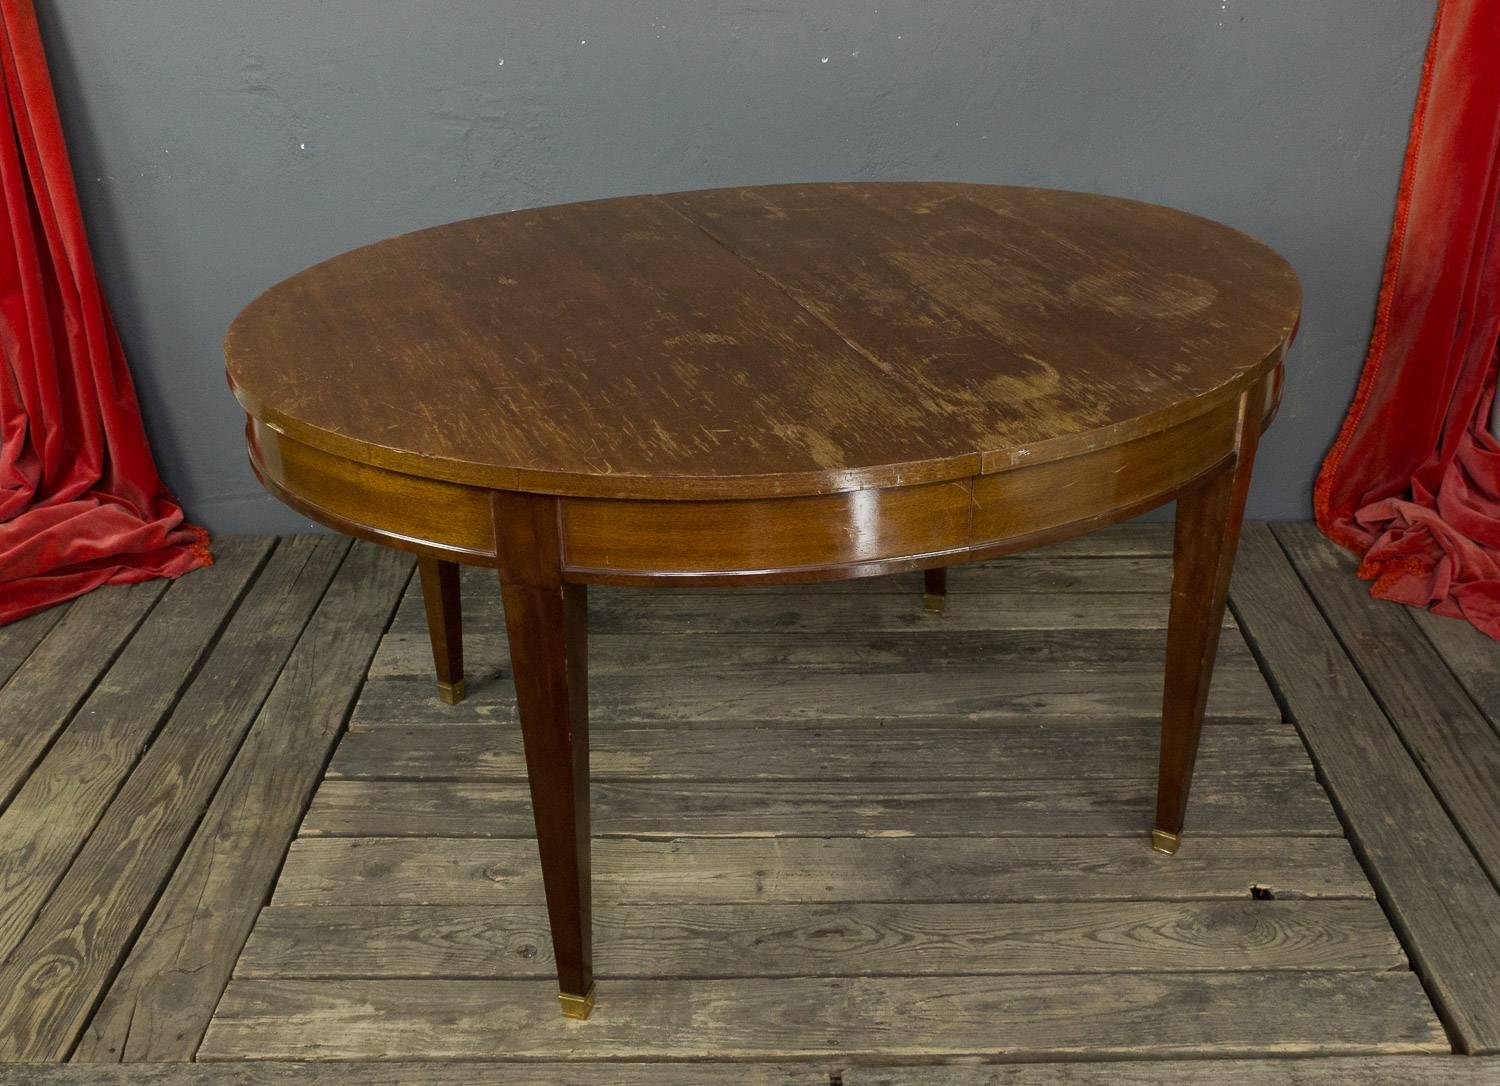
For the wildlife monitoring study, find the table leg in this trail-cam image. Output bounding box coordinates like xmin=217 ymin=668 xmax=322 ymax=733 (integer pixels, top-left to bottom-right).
xmin=924 ymin=567 xmax=948 ymax=614
xmin=1154 ymin=392 xmax=1261 ymax=855
xmin=493 ymin=492 xmax=594 ymax=1019
xmin=417 ymin=557 xmax=465 ymax=704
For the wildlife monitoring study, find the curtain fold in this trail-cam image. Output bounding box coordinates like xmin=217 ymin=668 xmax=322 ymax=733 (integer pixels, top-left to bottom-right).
xmin=1314 ymin=0 xmax=1500 ymax=637
xmin=0 ymin=0 xmax=208 ymax=624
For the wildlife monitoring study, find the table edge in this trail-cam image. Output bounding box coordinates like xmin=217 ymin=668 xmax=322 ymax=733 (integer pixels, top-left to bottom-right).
xmin=228 ymin=334 xmax=1288 ymax=502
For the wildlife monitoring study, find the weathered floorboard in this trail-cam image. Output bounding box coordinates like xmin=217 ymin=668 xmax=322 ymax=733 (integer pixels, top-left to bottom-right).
xmin=391 ymin=555 xmax=1177 ymax=618
xmin=0 ymin=538 xmax=272 ymax=966
xmin=843 ymin=1055 xmax=1500 ymax=1084
xmin=1411 ymin=604 xmax=1500 ymax=743
xmin=368 ymin=625 xmax=1259 ymax=681
xmin=271 ymin=836 xmax=1372 ymax=906
xmin=1231 ymin=523 xmax=1500 ymax=1054
xmin=349 ymin=666 xmax=1278 ymax=727
xmin=387 ymin=589 xmax=1232 ymax=638
xmin=0 ymin=600 xmax=69 ymax=691
xmin=4 ymin=1062 xmax=825 ymax=1084
xmin=299 ymin=773 xmax=1338 ymax=839
xmin=75 ymin=543 xmax=413 ymax=1063
xmin=0 ymin=524 xmax=1439 ymax=1071
xmin=0 ymin=537 xmax=350 ymax=1062
xmin=328 ymin=721 xmax=1311 ymax=782
xmin=11 ymin=1057 xmax=1499 ymax=1085
xmin=0 ymin=579 xmax=167 ymax=808
xmin=387 ymin=550 xmax=1180 ymax=629
xmin=1274 ymin=522 xmax=1500 ymax=891
xmin=236 ymin=899 xmax=1406 ymax=978
xmin=8 ymin=1057 xmax=1496 ymax=1085
xmin=199 ymin=972 xmax=1444 ymax=1061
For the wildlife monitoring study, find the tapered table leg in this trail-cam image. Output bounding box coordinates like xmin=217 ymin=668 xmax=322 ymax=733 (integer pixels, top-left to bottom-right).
xmin=493 ymin=491 xmax=594 ymax=1019
xmin=924 ymin=567 xmax=948 ymax=614
xmin=417 ymin=557 xmax=465 ymax=704
xmin=1155 ymin=391 xmax=1262 ymax=855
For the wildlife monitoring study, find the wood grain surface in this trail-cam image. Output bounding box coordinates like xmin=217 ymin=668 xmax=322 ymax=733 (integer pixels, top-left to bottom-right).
xmin=270 ymin=836 xmax=1372 ymax=906
xmin=0 ymin=602 xmax=68 ymax=691
xmin=367 ymin=626 xmax=1257 ymax=681
xmin=347 ymin=667 xmax=1276 ymax=726
xmin=226 ymin=183 xmax=1299 ymax=499
xmin=842 ymin=1056 xmax=1497 ymax=1085
xmin=235 ymin=899 xmax=1405 ymax=979
xmin=0 ymin=538 xmax=350 ymax=1061
xmin=328 ymin=721 xmax=1312 ymax=781
xmin=0 ymin=528 xmax=1462 ymax=1071
xmin=1411 ymin=603 xmax=1500 ymax=736
xmin=0 ymin=580 xmax=166 ymax=810
xmin=1274 ymin=522 xmax=1500 ymax=890
xmin=299 ymin=774 xmax=1338 ymax=840
xmin=1231 ymin=524 xmax=1500 ymax=1055
xmin=75 ymin=543 xmax=412 ymax=1063
xmin=11 ymin=1066 xmax=824 ymax=1085
xmin=0 ymin=538 xmax=271 ymax=966
xmin=386 ymin=588 xmax=1231 ymax=637
xmin=199 ymin=972 xmax=1440 ymax=1061
xmin=10 ymin=1058 xmax=1499 ymax=1085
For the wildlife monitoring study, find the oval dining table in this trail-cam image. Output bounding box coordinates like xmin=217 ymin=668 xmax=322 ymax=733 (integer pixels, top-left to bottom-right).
xmin=225 ymin=182 xmax=1301 ymax=1020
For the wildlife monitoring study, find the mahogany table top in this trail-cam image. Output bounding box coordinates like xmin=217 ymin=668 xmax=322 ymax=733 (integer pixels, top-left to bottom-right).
xmin=225 ymin=182 xmax=1300 ymax=501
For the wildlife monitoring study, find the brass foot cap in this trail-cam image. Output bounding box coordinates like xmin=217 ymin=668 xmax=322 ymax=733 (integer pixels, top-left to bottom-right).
xmin=436 ymin=679 xmax=466 ymax=705
xmin=1152 ymin=829 xmax=1182 ymax=855
xmin=923 ymin=592 xmax=947 ymax=615
xmin=559 ymin=985 xmax=596 ymax=1020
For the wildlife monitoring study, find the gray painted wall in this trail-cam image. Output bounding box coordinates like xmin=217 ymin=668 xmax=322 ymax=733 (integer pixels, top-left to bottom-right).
xmin=36 ymin=0 xmax=1433 ymax=531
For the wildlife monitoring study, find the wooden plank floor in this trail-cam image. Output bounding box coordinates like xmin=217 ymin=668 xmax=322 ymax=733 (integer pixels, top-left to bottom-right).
xmin=1236 ymin=525 xmax=1500 ymax=1055
xmin=2 ymin=523 xmax=1497 ymax=1079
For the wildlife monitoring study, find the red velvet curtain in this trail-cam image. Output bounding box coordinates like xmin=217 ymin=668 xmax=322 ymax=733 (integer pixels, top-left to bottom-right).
xmin=1315 ymin=0 xmax=1500 ymax=637
xmin=0 ymin=0 xmax=208 ymax=625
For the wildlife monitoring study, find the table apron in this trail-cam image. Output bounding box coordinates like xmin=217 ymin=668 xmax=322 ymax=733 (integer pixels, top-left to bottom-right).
xmin=561 ymin=395 xmax=1242 ymax=583
xmin=246 ymin=378 xmax=1267 ymax=584
xmin=247 ymin=418 xmax=498 ymax=564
